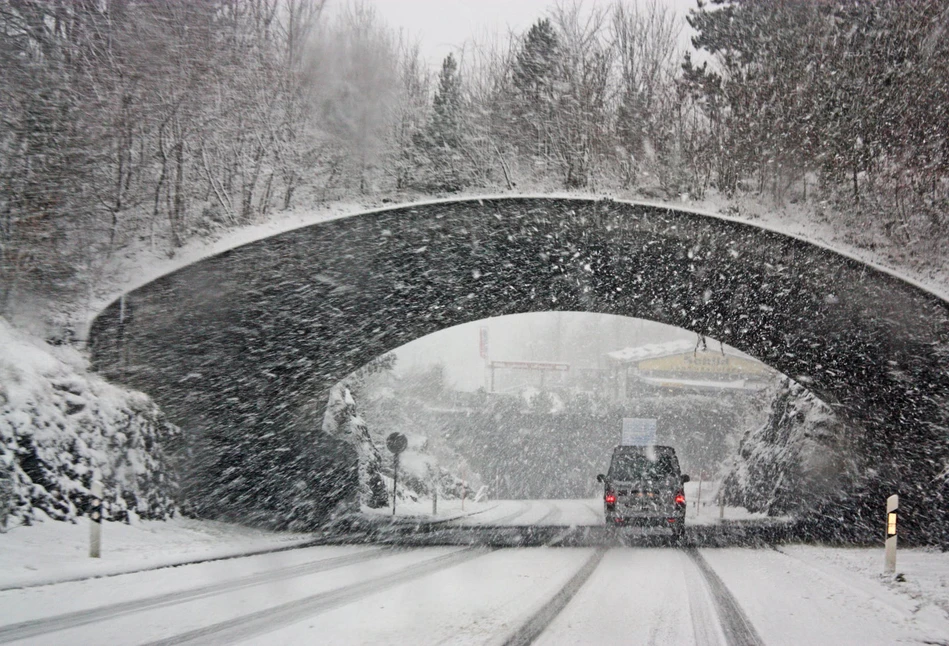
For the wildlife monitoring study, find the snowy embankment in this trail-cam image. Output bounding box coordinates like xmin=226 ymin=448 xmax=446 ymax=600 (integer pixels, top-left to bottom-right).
xmin=0 ymin=515 xmax=313 ymax=590
xmin=779 ymin=544 xmax=949 ymax=629
xmin=360 ymin=495 xmax=772 ymax=529
xmin=0 ymin=318 xmax=178 ymax=527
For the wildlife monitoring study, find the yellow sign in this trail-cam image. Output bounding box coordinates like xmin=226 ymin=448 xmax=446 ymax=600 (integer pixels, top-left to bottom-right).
xmin=638 ymin=352 xmax=770 ymax=377
xmin=887 ymin=512 xmax=897 ymax=536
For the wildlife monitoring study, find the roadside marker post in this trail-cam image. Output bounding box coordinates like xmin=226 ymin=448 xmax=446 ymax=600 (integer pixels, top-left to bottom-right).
xmin=695 ymin=472 xmax=703 ymax=517
xmin=393 ymin=452 xmax=399 ymax=516
xmin=885 ymin=494 xmax=898 ymax=574
xmin=89 ymin=480 xmax=103 ymax=558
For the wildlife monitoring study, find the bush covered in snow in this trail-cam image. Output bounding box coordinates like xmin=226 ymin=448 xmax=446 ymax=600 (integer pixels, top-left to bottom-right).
xmin=0 ymin=319 xmax=179 ymax=528
xmin=722 ymin=377 xmax=856 ymax=517
xmin=322 ymin=384 xmax=388 ymax=509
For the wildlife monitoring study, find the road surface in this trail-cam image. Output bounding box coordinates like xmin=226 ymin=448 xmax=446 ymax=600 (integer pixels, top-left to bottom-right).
xmin=1 ymin=500 xmax=945 ymax=645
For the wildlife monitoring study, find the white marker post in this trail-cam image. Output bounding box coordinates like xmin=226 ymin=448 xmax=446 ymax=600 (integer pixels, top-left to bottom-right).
xmin=695 ymin=473 xmax=703 ymax=517
xmin=89 ymin=480 xmax=103 ymax=558
xmin=885 ymin=494 xmax=898 ymax=574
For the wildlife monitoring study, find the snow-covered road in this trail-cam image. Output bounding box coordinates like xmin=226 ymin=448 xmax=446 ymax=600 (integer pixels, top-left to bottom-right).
xmin=374 ymin=486 xmax=761 ymax=528
xmin=3 ymin=539 xmax=947 ymax=645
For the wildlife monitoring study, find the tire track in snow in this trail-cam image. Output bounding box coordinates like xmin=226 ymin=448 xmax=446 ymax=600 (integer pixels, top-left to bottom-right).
xmin=450 ymin=501 xmax=533 ymax=527
xmin=684 ymin=548 xmax=764 ymax=646
xmin=535 ymin=502 xmax=563 ymax=526
xmin=583 ymin=500 xmax=604 ymax=524
xmin=500 ymin=547 xmax=607 ymax=646
xmin=143 ymin=546 xmax=493 ymax=646
xmin=0 ymin=547 xmax=392 ymax=644
xmin=680 ymin=550 xmax=729 ymax=646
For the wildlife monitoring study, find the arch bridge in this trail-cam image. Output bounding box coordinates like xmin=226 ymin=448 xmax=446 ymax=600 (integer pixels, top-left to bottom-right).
xmin=89 ymin=198 xmax=949 ymax=539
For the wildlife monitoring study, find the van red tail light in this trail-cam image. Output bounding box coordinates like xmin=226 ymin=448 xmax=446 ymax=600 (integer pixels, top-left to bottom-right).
xmin=605 ymin=492 xmax=616 ymax=505
xmin=674 ymin=491 xmax=685 ymax=505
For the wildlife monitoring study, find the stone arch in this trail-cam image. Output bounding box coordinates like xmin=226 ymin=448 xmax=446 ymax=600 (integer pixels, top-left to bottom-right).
xmin=89 ymin=198 xmax=949 ymax=536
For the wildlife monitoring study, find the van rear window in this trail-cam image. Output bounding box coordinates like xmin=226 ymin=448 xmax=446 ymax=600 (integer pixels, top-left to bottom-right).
xmin=609 ymin=453 xmax=677 ymax=481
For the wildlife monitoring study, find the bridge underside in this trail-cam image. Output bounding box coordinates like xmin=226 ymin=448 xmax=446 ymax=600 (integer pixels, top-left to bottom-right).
xmin=89 ymin=198 xmax=949 ymax=539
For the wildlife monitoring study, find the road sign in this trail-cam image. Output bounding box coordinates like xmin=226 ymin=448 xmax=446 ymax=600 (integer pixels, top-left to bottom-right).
xmin=386 ymin=433 xmax=408 ymax=517
xmin=621 ymin=418 xmax=657 ymax=445
xmin=386 ymin=432 xmax=408 ymax=454
xmin=489 ymin=360 xmax=570 ymax=371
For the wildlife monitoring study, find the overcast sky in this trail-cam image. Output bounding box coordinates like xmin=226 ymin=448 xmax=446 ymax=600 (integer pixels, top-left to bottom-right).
xmin=393 ymin=313 xmax=698 ymax=391
xmin=361 ymin=0 xmax=699 ymax=69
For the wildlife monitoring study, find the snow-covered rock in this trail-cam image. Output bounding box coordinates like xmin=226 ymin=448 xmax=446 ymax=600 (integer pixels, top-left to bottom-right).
xmin=721 ymin=377 xmax=855 ymax=517
xmin=0 ymin=319 xmax=179 ymax=528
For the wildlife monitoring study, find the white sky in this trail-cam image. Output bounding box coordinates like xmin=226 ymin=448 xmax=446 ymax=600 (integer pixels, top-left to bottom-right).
xmin=394 ymin=313 xmax=697 ymax=392
xmin=361 ymin=0 xmax=699 ymax=69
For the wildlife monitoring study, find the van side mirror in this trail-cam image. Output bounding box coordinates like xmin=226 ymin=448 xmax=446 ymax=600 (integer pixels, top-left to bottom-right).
xmin=596 ymin=474 xmax=606 ymax=483
xmin=681 ymin=474 xmax=691 ymax=483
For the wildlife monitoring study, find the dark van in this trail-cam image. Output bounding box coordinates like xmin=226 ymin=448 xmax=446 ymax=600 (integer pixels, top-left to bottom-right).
xmin=597 ymin=445 xmax=690 ymax=539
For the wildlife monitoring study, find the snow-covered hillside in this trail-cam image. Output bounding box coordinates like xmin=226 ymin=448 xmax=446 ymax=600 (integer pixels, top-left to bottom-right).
xmin=0 ymin=319 xmax=179 ymax=528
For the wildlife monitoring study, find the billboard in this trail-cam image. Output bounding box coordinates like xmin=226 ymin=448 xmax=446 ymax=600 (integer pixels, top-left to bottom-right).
xmin=638 ymin=352 xmax=770 ymax=377
xmin=490 ymin=360 xmax=570 ymax=371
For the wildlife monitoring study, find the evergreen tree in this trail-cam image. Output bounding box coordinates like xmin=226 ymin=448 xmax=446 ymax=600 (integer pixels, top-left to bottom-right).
xmin=509 ymin=19 xmax=561 ymax=161
xmin=415 ymin=53 xmax=471 ymax=191
xmin=431 ymin=53 xmax=463 ymax=149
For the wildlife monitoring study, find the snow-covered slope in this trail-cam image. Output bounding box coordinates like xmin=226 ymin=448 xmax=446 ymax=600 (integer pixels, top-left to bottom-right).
xmin=0 ymin=319 xmax=179 ymax=528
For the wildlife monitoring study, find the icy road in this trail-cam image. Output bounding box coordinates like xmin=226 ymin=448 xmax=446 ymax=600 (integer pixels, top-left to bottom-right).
xmin=1 ymin=501 xmax=947 ymax=646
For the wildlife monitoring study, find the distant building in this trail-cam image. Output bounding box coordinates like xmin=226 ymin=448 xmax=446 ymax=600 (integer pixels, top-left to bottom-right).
xmin=604 ymin=340 xmax=774 ymax=400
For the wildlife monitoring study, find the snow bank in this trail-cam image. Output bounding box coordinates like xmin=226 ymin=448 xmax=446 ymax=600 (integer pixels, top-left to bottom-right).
xmin=779 ymin=544 xmax=949 ymax=634
xmin=0 ymin=318 xmax=179 ymax=528
xmin=0 ymin=515 xmax=311 ymax=590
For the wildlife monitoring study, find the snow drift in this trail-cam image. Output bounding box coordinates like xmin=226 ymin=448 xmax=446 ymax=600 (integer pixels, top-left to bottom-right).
xmin=0 ymin=319 xmax=179 ymax=528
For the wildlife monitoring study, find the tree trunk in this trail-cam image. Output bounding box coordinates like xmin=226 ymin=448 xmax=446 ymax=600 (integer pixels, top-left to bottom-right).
xmin=171 ymin=140 xmax=185 ymax=248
